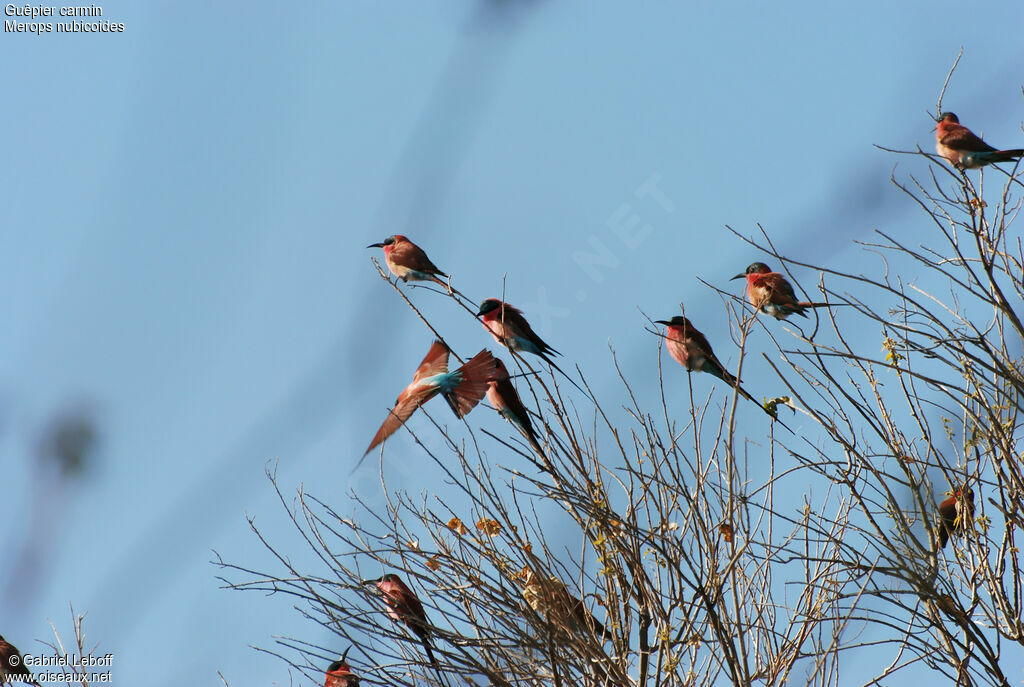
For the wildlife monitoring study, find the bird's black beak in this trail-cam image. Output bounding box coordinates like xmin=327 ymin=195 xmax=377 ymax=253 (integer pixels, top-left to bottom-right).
xmin=655 ymin=320 xmax=670 ymax=326
xmin=730 ymin=273 xmax=745 ymax=281
xmin=341 ymin=646 xmax=351 ymax=662
xmin=360 ymin=577 xmax=380 ymax=585
xmin=475 ymin=305 xmax=488 ymax=317
xmin=366 ymin=242 xmax=385 ymax=249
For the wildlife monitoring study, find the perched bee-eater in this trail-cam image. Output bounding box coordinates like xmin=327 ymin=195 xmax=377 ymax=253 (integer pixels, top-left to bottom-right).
xmin=487 ymin=358 xmax=544 ymax=457
xmin=362 ymin=574 xmax=443 ymax=681
xmin=324 ymin=647 xmax=359 ymax=687
xmin=367 ymin=235 xmax=453 ymax=289
xmin=935 ymin=112 xmax=1023 ymax=169
xmin=656 ymin=315 xmax=788 ymax=429
xmin=732 ymin=262 xmax=830 ymax=320
xmin=655 ymin=316 xmax=756 ymax=403
xmin=937 ymin=488 xmax=975 ymax=550
xmin=476 ymin=299 xmax=582 ymax=392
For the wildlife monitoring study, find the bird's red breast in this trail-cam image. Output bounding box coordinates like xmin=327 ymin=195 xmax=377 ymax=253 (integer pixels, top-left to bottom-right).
xmin=378 ymin=577 xmax=429 ymax=626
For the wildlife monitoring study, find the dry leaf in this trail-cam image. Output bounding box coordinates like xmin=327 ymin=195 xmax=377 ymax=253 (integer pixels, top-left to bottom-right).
xmin=476 ymin=518 xmax=502 ymax=536
xmin=448 ymin=517 xmax=469 ymax=535
xmin=425 ymin=555 xmax=441 ymax=571
xmin=719 ymin=523 xmax=734 ymax=543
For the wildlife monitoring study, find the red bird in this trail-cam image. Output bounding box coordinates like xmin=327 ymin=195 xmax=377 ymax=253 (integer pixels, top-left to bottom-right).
xmin=937 ymin=488 xmax=975 ymax=550
xmin=732 ymin=262 xmax=830 ymax=320
xmin=324 ymin=647 xmax=359 ymax=687
xmin=487 ymin=358 xmax=544 ymax=457
xmin=0 ymin=636 xmax=41 ymax=687
xmin=476 ymin=299 xmax=583 ymax=392
xmin=359 ymin=341 xmax=495 ymax=466
xmin=935 ymin=112 xmax=1024 ymax=170
xmin=362 ymin=573 xmax=443 ymax=681
xmin=656 ymin=316 xmax=757 ymax=403
xmin=367 ymin=234 xmax=451 ymax=288
xmin=656 ymin=315 xmax=789 ymax=429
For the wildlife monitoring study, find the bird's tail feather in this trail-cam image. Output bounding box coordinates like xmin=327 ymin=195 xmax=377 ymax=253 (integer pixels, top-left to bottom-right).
xmin=525 ymin=430 xmax=545 ymax=459
xmin=990 ymin=149 xmax=1024 ymax=163
xmin=444 ymin=349 xmax=496 ymax=418
xmin=740 ymin=386 xmax=794 ymax=433
xmin=703 ymin=362 xmax=794 ymax=433
xmin=797 ymin=301 xmax=843 ymax=309
xmin=540 ymin=353 xmax=587 ymax=395
xmin=421 ymin=639 xmax=445 ymax=684
xmin=430 ymin=274 xmax=469 ymax=301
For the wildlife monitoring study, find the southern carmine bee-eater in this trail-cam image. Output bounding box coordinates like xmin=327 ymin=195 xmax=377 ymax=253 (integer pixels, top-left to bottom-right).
xmin=0 ymin=636 xmax=41 ymax=687
xmin=324 ymin=647 xmax=360 ymax=687
xmin=487 ymin=357 xmax=545 ymax=457
xmin=656 ymin=315 xmax=788 ymax=428
xmin=937 ymin=487 xmax=975 ymax=550
xmin=935 ymin=112 xmax=1024 ymax=170
xmin=359 ymin=341 xmax=495 ymax=468
xmin=732 ymin=262 xmax=831 ymax=320
xmin=655 ymin=316 xmax=758 ymax=404
xmin=476 ymin=299 xmax=583 ymax=393
xmin=367 ymin=235 xmax=457 ymax=291
xmin=362 ymin=573 xmax=444 ymax=682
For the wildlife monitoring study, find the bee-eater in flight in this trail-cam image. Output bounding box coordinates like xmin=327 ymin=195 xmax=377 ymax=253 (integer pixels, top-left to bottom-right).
xmin=367 ymin=235 xmax=457 ymax=292
xmin=487 ymin=357 xmax=544 ymax=457
xmin=732 ymin=262 xmax=830 ymax=320
xmin=935 ymin=112 xmax=1024 ymax=169
xmin=937 ymin=487 xmax=975 ymax=550
xmin=359 ymin=341 xmax=495 ymax=468
xmin=324 ymin=647 xmax=359 ymax=687
xmin=362 ymin=574 xmax=443 ymax=681
xmin=0 ymin=636 xmax=41 ymax=687
xmin=476 ymin=299 xmax=583 ymax=393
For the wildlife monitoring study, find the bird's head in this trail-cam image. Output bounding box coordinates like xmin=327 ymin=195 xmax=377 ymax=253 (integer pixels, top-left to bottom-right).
xmin=937 ymin=112 xmax=959 ymax=124
xmin=366 ymin=235 xmax=397 ymax=249
xmin=327 ymin=646 xmax=353 ymax=674
xmin=490 ymin=358 xmax=510 ymax=381
xmin=732 ymin=262 xmax=771 ymax=280
xmin=655 ymin=316 xmax=690 ymax=329
xmin=476 ymin=298 xmax=503 ymax=317
xmin=362 ymin=573 xmax=400 ymax=587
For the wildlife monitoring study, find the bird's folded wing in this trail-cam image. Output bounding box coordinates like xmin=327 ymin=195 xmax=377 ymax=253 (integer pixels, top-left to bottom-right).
xmin=942 ymin=127 xmax=995 ymax=153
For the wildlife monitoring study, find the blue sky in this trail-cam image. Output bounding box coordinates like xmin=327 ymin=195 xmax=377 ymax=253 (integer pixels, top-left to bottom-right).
xmin=3 ymin=2 xmax=1023 ymax=684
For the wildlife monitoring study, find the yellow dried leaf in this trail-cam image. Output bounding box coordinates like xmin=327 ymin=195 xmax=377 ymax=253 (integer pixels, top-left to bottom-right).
xmin=425 ymin=555 xmax=441 ymax=571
